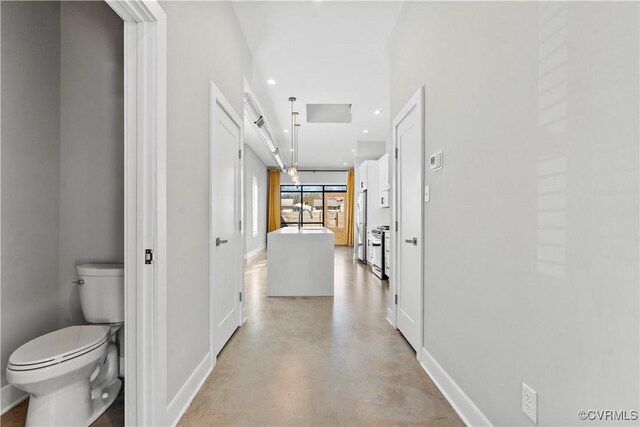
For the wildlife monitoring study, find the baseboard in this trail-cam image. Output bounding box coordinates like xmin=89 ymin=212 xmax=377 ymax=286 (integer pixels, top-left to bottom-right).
xmin=386 ymin=307 xmax=395 ymax=327
xmin=168 ymin=352 xmax=214 ymax=426
xmin=244 ymin=244 xmax=266 ymax=260
xmin=420 ymin=348 xmax=492 ymax=427
xmin=1 ymin=384 xmax=28 ymax=415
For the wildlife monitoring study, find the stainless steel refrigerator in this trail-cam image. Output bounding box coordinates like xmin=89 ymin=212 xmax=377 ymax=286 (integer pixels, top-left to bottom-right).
xmin=356 ymin=190 xmax=367 ymax=263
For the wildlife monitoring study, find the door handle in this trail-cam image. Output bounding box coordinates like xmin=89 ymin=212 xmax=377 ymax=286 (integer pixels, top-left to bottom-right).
xmin=405 ymin=237 xmax=417 ymax=245
xmin=215 ymin=237 xmax=228 ymax=247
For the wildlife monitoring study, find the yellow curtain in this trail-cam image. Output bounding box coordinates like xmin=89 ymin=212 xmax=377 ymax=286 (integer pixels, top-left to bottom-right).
xmin=344 ymin=169 xmax=355 ymax=246
xmin=267 ymin=169 xmax=281 ymax=232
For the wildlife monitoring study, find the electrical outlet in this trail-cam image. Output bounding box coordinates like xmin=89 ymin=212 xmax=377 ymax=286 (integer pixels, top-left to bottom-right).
xmin=522 ymin=382 xmax=538 ymax=424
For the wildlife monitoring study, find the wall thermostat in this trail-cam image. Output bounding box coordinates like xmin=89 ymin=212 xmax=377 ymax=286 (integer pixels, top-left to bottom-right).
xmin=430 ymin=151 xmax=443 ymax=171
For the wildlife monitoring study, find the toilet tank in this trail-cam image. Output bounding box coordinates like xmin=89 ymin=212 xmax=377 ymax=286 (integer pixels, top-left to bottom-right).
xmin=76 ymin=263 xmax=124 ymax=324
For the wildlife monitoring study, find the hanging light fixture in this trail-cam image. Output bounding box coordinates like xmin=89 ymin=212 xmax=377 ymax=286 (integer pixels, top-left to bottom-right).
xmin=287 ymin=96 xmax=301 ymax=184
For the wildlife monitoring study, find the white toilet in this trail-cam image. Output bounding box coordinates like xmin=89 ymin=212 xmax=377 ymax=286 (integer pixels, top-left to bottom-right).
xmin=7 ymin=264 xmax=124 ymax=427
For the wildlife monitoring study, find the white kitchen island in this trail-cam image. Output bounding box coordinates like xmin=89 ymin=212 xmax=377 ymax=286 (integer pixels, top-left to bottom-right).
xmin=267 ymin=227 xmax=335 ymax=296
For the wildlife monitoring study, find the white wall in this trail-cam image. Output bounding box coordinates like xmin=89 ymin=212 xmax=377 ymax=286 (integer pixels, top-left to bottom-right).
xmin=1 ymin=1 xmax=61 ymax=391
xmin=160 ymin=0 xmax=253 ymax=402
xmin=389 ymin=2 xmax=639 ymax=425
xmin=58 ymin=1 xmax=124 ymax=327
xmin=243 ymin=144 xmax=267 ymax=258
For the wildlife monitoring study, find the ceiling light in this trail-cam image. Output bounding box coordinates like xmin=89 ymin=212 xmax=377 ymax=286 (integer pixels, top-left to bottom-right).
xmin=283 ymin=129 xmax=289 ymax=133
xmin=351 ymin=149 xmax=355 ymax=152
xmin=343 ymin=162 xmax=348 ymax=166
xmin=267 ymin=79 xmax=276 ymax=85
xmin=362 ymin=129 xmax=369 ymax=134
xmin=373 ymin=110 xmax=381 ymax=115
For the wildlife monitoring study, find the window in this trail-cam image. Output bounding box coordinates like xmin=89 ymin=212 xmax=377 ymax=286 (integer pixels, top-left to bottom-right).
xmin=280 ymin=184 xmax=346 ymax=227
xmin=252 ymin=176 xmax=258 ymax=237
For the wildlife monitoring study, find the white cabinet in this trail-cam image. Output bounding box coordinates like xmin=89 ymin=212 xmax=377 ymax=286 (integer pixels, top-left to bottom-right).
xmin=384 ymin=232 xmax=391 ymax=277
xmin=379 ymin=153 xmax=390 ymax=190
xmin=380 ymin=189 xmax=390 ymax=208
xmin=358 ymin=162 xmax=368 ymax=190
xmin=378 ymin=153 xmax=390 ymax=208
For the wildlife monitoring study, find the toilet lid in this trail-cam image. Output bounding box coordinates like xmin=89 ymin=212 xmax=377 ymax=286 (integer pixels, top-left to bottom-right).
xmin=8 ymin=325 xmax=110 ymax=370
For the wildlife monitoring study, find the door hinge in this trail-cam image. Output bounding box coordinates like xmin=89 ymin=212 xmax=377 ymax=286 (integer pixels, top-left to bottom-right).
xmin=239 ymin=291 xmax=243 ymax=302
xmin=395 ymin=148 xmax=398 ymax=158
xmin=239 ymin=149 xmax=242 ymax=159
xmin=395 ymin=294 xmax=398 ymax=305
xmin=239 ymin=220 xmax=242 ymax=231
xmin=145 ymin=249 xmax=154 ymax=264
xmin=395 ymin=221 xmax=398 ymax=232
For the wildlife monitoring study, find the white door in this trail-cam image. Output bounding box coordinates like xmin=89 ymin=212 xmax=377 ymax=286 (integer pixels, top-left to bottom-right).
xmin=210 ymin=82 xmax=243 ymax=356
xmin=395 ymin=88 xmax=424 ymax=353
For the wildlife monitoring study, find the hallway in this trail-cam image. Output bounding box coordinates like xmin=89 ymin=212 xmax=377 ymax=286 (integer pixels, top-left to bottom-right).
xmin=179 ymin=247 xmax=462 ymax=426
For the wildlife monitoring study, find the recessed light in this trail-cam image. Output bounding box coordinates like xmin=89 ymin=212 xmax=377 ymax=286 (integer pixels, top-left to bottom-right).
xmin=267 ymin=79 xmax=276 ymax=85
xmin=373 ymin=110 xmax=381 ymax=115
xmin=362 ymin=129 xmax=369 ymax=134
xmin=283 ymin=129 xmax=289 ymax=133
xmin=343 ymin=162 xmax=348 ymax=166
xmin=351 ymin=149 xmax=355 ymax=152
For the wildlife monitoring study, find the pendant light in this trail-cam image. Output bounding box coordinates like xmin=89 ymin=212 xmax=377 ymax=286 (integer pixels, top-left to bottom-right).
xmin=287 ymin=96 xmax=301 ymax=185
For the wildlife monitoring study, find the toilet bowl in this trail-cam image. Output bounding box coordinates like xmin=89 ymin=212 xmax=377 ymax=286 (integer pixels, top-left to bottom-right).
xmin=7 ymin=325 xmax=122 ymax=426
xmin=7 ymin=263 xmax=124 ymax=427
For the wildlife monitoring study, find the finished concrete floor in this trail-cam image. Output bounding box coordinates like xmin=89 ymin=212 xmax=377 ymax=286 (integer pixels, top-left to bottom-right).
xmin=178 ymin=247 xmax=462 ymax=426
xmin=1 ymin=247 xmax=462 ymax=427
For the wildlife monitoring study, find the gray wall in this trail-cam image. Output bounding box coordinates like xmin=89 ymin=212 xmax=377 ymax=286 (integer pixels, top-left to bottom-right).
xmin=243 ymin=144 xmax=267 ymax=257
xmin=59 ymin=1 xmax=124 ymax=327
xmin=161 ymin=1 xmax=252 ymax=402
xmin=1 ymin=1 xmax=61 ymax=389
xmin=1 ymin=1 xmax=123 ymax=392
xmin=389 ymin=2 xmax=639 ymax=425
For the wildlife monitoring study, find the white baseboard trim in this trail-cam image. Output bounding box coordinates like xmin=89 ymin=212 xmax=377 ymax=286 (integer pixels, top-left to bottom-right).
xmin=168 ymin=352 xmax=214 ymax=426
xmin=420 ymin=348 xmax=492 ymax=427
xmin=386 ymin=307 xmax=395 ymax=328
xmin=244 ymin=244 xmax=266 ymax=260
xmin=1 ymin=384 xmax=28 ymax=415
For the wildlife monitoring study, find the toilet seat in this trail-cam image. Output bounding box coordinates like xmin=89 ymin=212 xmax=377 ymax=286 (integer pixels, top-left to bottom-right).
xmin=8 ymin=325 xmax=111 ymax=371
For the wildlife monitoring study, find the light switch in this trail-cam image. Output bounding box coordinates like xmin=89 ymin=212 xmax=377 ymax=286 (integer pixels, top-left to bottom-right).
xmin=424 ymin=185 xmax=430 ymax=202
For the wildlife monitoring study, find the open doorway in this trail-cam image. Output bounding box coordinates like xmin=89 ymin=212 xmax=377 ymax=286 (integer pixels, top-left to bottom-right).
xmin=1 ymin=1 xmax=166 ymax=425
xmin=324 ymin=192 xmax=347 ymax=245
xmin=1 ymin=2 xmax=125 ymax=424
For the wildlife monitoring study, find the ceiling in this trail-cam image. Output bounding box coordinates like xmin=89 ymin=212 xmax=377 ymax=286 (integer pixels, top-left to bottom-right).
xmin=233 ymin=1 xmax=403 ymax=169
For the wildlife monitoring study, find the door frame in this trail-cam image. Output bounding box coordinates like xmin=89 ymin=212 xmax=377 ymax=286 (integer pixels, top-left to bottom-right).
xmin=390 ymin=86 xmax=425 ymax=362
xmin=104 ymin=1 xmax=166 ymax=425
xmin=209 ymin=80 xmax=246 ymax=359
